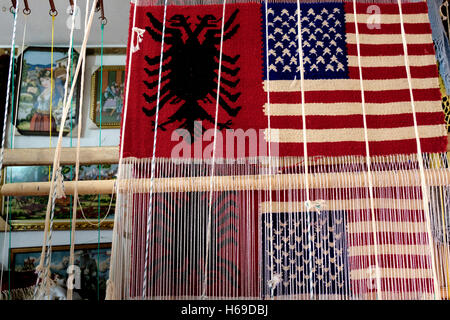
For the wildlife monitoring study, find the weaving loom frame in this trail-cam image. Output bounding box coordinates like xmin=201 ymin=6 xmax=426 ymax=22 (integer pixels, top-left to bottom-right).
xmin=103 ymin=0 xmax=450 ymax=300
xmin=0 ymin=0 xmax=447 ymax=301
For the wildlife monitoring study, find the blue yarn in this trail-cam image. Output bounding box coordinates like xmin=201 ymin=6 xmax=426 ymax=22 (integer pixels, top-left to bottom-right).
xmin=427 ymin=0 xmax=450 ymax=95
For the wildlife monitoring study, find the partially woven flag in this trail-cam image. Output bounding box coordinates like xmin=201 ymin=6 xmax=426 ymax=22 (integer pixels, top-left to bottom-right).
xmin=259 ymin=183 xmax=437 ymax=300
xmin=109 ymin=0 xmax=448 ymax=300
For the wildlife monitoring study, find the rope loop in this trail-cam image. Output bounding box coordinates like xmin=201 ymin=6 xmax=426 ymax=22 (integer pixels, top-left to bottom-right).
xmin=9 ymin=6 xmax=16 ymax=14
xmin=49 ymin=9 xmax=58 ymax=17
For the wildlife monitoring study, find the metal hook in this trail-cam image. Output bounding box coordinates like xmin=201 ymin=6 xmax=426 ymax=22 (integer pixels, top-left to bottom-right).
xmin=49 ymin=0 xmax=58 ymax=17
xmin=9 ymin=0 xmax=17 ymax=14
xmin=97 ymin=0 xmax=107 ymax=25
xmin=23 ymin=0 xmax=31 ymax=15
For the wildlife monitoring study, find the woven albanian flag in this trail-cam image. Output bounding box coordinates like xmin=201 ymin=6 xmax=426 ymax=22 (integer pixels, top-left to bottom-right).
xmin=122 ymin=1 xmax=447 ymax=159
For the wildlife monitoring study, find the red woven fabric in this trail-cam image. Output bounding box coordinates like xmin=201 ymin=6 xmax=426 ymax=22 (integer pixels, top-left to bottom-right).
xmin=121 ymin=1 xmax=447 ymax=158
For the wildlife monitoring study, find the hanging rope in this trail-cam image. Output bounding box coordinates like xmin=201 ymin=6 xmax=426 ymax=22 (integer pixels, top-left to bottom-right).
xmin=97 ymin=18 xmax=105 ymax=301
xmin=65 ymin=0 xmax=77 ymax=253
xmin=67 ymin=0 xmax=89 ymax=301
xmin=34 ymin=0 xmax=99 ymax=299
xmin=202 ymin=0 xmax=227 ymax=299
xmin=294 ymin=0 xmax=316 ymax=299
xmin=396 ymin=0 xmax=441 ymax=300
xmin=0 ymin=0 xmax=20 ymax=301
xmin=48 ymin=14 xmax=55 ymax=179
xmin=263 ymin=0 xmax=276 ymax=299
xmin=141 ymin=0 xmax=169 ymax=299
xmin=351 ymin=0 xmax=382 ymax=300
xmin=0 ymin=0 xmax=19 ymax=195
xmin=66 ymin=0 xmax=77 ymax=268
xmin=38 ymin=18 xmax=61 ymax=297
xmin=6 ymin=8 xmax=29 ymax=300
xmin=106 ymin=0 xmax=139 ymax=300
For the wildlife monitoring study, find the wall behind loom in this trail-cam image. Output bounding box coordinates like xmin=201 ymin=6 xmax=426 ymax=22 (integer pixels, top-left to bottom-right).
xmin=0 ymin=0 xmax=130 ymax=273
xmin=0 ymin=52 xmax=125 ymax=271
xmin=10 ymin=53 xmax=124 ymax=148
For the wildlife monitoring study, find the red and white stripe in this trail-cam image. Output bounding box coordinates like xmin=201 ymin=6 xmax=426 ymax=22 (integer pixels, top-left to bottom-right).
xmin=264 ymin=2 xmax=447 ymax=157
xmin=260 ymin=186 xmax=436 ymax=299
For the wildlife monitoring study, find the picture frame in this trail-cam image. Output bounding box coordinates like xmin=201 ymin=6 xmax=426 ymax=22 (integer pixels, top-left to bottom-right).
xmin=9 ymin=243 xmax=111 ymax=300
xmin=13 ymin=46 xmax=80 ymax=136
xmin=2 ymin=164 xmax=117 ymax=231
xmin=90 ymin=65 xmax=125 ymax=128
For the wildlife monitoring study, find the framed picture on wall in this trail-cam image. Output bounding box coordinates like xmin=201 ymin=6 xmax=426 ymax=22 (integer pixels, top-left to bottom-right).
xmin=13 ymin=46 xmax=80 ymax=136
xmin=9 ymin=243 xmax=111 ymax=300
xmin=1 ymin=164 xmax=117 ymax=231
xmin=90 ymin=65 xmax=125 ymax=128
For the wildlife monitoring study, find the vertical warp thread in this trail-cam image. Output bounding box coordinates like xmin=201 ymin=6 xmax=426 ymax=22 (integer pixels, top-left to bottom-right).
xmin=142 ymin=0 xmax=169 ymax=298
xmin=351 ymin=0 xmax=382 ymax=300
xmin=397 ymin=0 xmax=442 ymax=300
xmin=202 ymin=0 xmax=227 ymax=299
xmin=0 ymin=2 xmax=20 ymax=300
xmin=107 ymin=0 xmax=139 ymax=300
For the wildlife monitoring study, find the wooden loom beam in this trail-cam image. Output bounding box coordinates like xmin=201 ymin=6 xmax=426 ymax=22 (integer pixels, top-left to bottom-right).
xmin=3 ymin=146 xmax=119 ymax=166
xmin=0 ymin=133 xmax=448 ymax=196
xmin=1 ymin=168 xmax=450 ymax=196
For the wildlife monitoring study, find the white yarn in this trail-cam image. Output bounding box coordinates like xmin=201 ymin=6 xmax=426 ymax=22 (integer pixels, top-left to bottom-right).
xmin=295 ymin=1 xmax=315 ymax=299
xmin=67 ymin=0 xmax=88 ymax=301
xmin=108 ymin=0 xmax=139 ymax=301
xmin=351 ymin=0 xmax=382 ymax=300
xmin=396 ymin=0 xmax=441 ymax=300
xmin=34 ymin=0 xmax=100 ymax=300
xmin=0 ymin=1 xmax=20 ymax=294
xmin=142 ymin=0 xmax=169 ymax=298
xmin=263 ymin=0 xmax=275 ymax=300
xmin=202 ymin=0 xmax=228 ymax=299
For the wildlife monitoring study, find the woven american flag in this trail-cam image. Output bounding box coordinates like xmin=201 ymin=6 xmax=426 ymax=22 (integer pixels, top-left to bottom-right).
xmin=259 ymin=183 xmax=436 ymax=300
xmin=123 ymin=1 xmax=447 ymax=159
xmin=262 ymin=1 xmax=447 ymax=157
xmin=346 ymin=187 xmax=436 ymax=300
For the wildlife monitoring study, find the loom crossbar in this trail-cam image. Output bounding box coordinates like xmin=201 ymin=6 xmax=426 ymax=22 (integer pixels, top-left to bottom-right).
xmin=3 ymin=146 xmax=119 ymax=166
xmin=1 ymin=169 xmax=449 ymax=196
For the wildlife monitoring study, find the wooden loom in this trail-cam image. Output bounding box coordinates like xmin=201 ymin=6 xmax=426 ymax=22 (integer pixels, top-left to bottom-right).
xmin=1 ymin=0 xmax=450 ymax=301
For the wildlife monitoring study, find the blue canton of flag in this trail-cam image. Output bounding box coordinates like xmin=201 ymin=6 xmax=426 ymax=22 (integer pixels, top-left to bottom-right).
xmin=262 ymin=3 xmax=349 ymax=80
xmin=261 ymin=209 xmax=351 ymax=298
